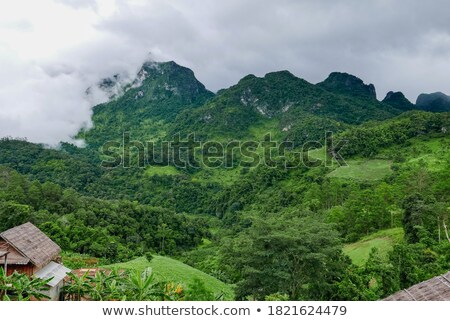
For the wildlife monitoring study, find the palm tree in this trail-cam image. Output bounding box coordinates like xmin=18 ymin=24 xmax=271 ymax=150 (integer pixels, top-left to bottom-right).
xmin=156 ymin=224 xmax=173 ymax=253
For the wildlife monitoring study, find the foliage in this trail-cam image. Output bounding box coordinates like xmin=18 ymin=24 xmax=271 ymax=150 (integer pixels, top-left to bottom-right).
xmin=61 ymin=266 xmax=228 ymax=301
xmin=338 ymin=111 xmax=449 ymax=158
xmin=63 ymin=268 xmax=165 ymax=301
xmin=0 ymin=268 xmax=51 ymax=301
xmin=103 ymin=255 xmax=234 ymax=300
xmin=220 ymin=215 xmax=349 ymax=300
xmin=0 ymin=166 xmax=209 ymax=261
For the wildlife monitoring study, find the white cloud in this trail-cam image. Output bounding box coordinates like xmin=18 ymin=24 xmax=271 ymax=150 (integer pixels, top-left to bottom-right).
xmin=0 ymin=0 xmax=449 ymax=144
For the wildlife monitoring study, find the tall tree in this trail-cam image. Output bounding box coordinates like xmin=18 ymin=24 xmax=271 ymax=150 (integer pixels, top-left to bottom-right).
xmin=221 ymin=215 xmax=348 ymax=300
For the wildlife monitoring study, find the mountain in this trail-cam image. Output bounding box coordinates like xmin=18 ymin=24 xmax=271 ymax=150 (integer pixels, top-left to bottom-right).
xmin=416 ymin=92 xmax=450 ymax=112
xmin=171 ymin=69 xmax=403 ymax=143
xmin=79 ymin=61 xmax=214 ymax=147
xmin=317 ymin=72 xmax=377 ymax=99
xmin=79 ymin=62 xmax=423 ymax=149
xmin=382 ymin=91 xmax=415 ymax=111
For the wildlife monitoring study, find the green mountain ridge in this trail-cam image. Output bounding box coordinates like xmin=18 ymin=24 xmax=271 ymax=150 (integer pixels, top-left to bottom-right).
xmin=80 ymin=60 xmax=449 ymax=148
xmin=173 ymin=68 xmax=407 ymax=140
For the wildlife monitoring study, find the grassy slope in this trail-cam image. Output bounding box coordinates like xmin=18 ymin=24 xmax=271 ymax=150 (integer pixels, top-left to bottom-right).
xmin=308 ymin=146 xmax=393 ymax=181
xmin=343 ymin=228 xmax=404 ymax=266
xmin=328 ymin=159 xmax=392 ymax=180
xmin=324 ymin=136 xmax=449 ymax=181
xmin=382 ymin=136 xmax=449 ymax=172
xmin=104 ymin=256 xmax=234 ymax=299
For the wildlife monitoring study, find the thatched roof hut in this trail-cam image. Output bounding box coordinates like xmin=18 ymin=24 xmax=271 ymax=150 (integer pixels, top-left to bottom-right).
xmin=383 ymin=271 xmax=450 ymax=301
xmin=0 ymin=222 xmax=61 ymax=270
xmin=0 ymin=222 xmax=70 ymax=300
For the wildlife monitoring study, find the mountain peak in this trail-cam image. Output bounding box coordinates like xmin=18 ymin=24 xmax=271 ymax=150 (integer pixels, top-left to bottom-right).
xmin=237 ymin=74 xmax=258 ymax=84
xmin=382 ymin=91 xmax=414 ymax=111
xmin=136 ymin=60 xmax=195 ymax=83
xmin=317 ymin=72 xmax=377 ymax=99
xmin=264 ymin=70 xmax=296 ymax=79
xmin=140 ymin=60 xmax=192 ymax=74
xmin=236 ymin=70 xmax=297 ymax=85
xmin=416 ymin=92 xmax=450 ymax=112
xmin=127 ymin=60 xmax=213 ymax=103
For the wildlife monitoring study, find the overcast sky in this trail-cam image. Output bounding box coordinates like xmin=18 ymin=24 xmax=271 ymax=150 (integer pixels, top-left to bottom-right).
xmin=1 ymin=0 xmax=450 ymax=144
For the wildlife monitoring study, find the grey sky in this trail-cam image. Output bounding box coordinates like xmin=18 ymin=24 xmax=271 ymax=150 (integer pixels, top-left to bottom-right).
xmin=1 ymin=0 xmax=449 ymax=144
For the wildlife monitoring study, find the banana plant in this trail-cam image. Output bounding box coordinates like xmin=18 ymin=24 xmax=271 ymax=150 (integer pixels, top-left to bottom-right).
xmin=63 ymin=271 xmax=91 ymax=301
xmin=88 ymin=268 xmax=127 ymax=301
xmin=0 ymin=267 xmax=10 ymax=301
xmin=0 ymin=268 xmax=50 ymax=301
xmin=125 ymin=268 xmax=162 ymax=300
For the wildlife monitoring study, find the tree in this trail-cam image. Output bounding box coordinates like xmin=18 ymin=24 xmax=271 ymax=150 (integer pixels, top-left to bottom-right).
xmin=221 ymin=215 xmax=348 ymax=300
xmin=402 ymin=193 xmax=437 ymax=243
xmin=363 ymin=248 xmax=399 ymax=297
xmin=0 ymin=201 xmax=31 ymax=231
xmin=156 ymin=223 xmax=173 ymax=254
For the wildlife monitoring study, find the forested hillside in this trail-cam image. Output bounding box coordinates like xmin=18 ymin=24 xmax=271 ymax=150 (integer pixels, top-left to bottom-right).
xmin=1 ymin=60 xmax=449 ymax=301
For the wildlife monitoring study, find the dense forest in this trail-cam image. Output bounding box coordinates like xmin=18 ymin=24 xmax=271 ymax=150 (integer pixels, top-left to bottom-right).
xmin=0 ymin=60 xmax=449 ymax=300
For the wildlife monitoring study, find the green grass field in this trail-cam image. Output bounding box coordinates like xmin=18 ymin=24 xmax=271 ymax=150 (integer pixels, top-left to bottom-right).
xmin=404 ymin=137 xmax=449 ymax=172
xmin=104 ymin=255 xmax=234 ymax=299
xmin=314 ymin=136 xmax=449 ymax=181
xmin=376 ymin=136 xmax=449 ymax=172
xmin=328 ymin=159 xmax=392 ymax=180
xmin=307 ymin=147 xmax=327 ymax=162
xmin=343 ymin=228 xmax=404 ymax=266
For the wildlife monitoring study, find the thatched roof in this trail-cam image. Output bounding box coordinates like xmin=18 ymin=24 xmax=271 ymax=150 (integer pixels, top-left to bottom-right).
xmin=0 ymin=222 xmax=61 ymax=268
xmin=0 ymin=242 xmax=8 ymax=258
xmin=383 ymin=271 xmax=450 ymax=301
xmin=0 ymin=240 xmax=30 ymax=265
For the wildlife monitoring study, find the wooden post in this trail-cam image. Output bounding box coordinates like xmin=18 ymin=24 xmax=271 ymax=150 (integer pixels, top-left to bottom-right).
xmin=4 ymin=253 xmax=7 ymax=276
xmin=1 ymin=244 xmax=9 ymax=275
